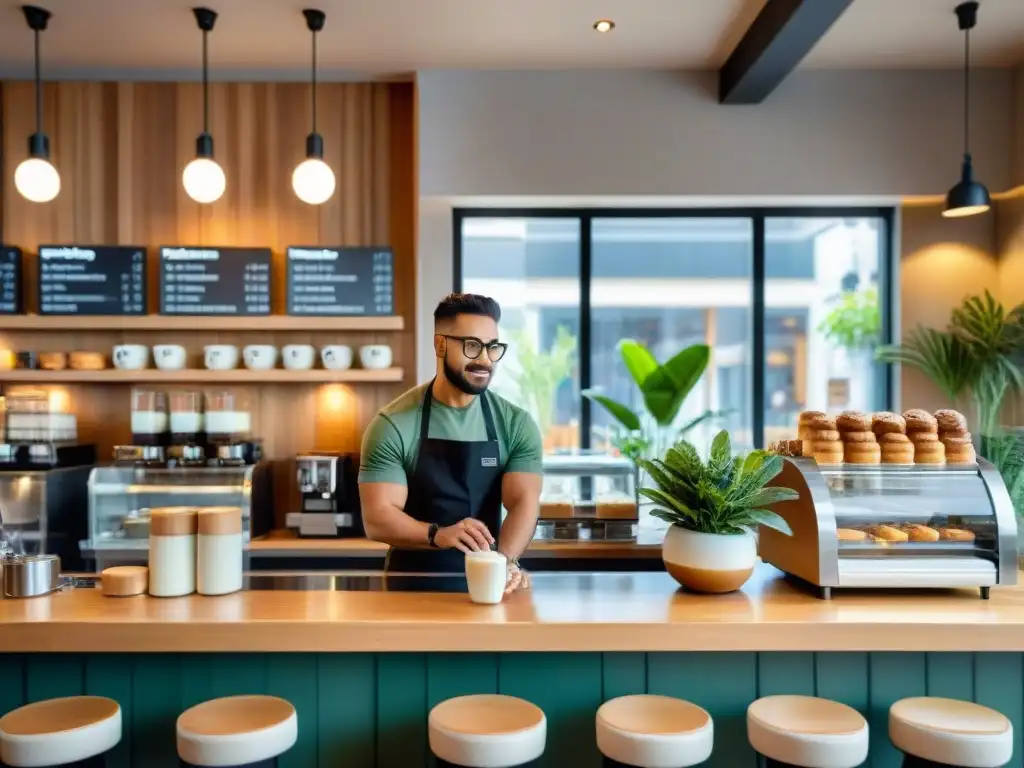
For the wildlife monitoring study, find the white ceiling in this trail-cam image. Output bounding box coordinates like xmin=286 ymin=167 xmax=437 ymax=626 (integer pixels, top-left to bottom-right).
xmin=0 ymin=0 xmax=1019 ymax=79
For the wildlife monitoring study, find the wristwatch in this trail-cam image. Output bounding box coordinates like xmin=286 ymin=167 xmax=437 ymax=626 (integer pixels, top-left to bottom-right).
xmin=427 ymin=523 xmax=440 ymax=548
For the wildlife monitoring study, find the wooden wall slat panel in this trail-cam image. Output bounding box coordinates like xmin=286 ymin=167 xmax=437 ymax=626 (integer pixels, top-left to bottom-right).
xmin=0 ymin=81 xmax=416 ymax=524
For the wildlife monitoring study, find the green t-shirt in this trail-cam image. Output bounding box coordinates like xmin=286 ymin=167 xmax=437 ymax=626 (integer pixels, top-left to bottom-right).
xmin=358 ymin=383 xmax=543 ymax=485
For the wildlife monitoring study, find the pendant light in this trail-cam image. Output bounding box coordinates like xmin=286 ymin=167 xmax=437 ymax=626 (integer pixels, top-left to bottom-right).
xmin=292 ymin=8 xmax=336 ymax=205
xmin=943 ymin=1 xmax=990 ymax=218
xmin=182 ymin=7 xmax=226 ymax=204
xmin=14 ymin=5 xmax=60 ymax=204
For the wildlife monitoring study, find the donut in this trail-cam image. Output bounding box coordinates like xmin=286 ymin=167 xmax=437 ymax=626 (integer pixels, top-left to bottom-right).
xmin=844 ymin=441 xmax=881 ymax=464
xmin=868 ymin=525 xmax=909 ymax=542
xmin=939 ymin=527 xmax=975 ymax=542
xmin=914 ymin=441 xmax=946 ymax=464
xmin=842 ymin=430 xmax=877 ymax=444
xmin=811 ymin=429 xmax=841 ymax=442
xmin=872 ymin=412 xmax=906 ymax=436
xmin=807 ymin=414 xmax=837 ymax=431
xmin=902 ymin=524 xmax=940 ymax=542
xmin=798 ymin=410 xmax=827 ymax=425
xmin=837 ymin=528 xmax=868 ymax=542
xmin=944 ymin=438 xmax=977 ymax=465
xmin=813 ymin=441 xmax=845 ymax=465
xmin=879 ymin=432 xmax=912 ymax=444
xmin=836 ymin=410 xmax=871 ymax=433
xmin=910 ymin=431 xmax=939 ymax=444
xmin=881 ymin=441 xmax=915 ymax=464
xmin=934 ymin=409 xmax=968 ymax=435
xmin=903 ymin=409 xmax=938 ymax=434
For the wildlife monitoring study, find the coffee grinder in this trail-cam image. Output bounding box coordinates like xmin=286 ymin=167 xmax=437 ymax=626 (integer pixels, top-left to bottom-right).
xmin=287 ymin=452 xmax=362 ymax=538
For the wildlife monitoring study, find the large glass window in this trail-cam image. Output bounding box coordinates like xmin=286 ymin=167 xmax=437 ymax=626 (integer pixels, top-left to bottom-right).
xmin=764 ymin=217 xmax=887 ymax=446
xmin=459 ymin=217 xmax=581 ymax=454
xmin=455 ymin=209 xmax=892 ymax=453
xmin=591 ymin=217 xmax=753 ymax=453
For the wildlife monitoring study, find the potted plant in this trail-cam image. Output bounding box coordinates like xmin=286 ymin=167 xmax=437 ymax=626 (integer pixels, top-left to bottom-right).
xmin=637 ymin=430 xmax=798 ymax=593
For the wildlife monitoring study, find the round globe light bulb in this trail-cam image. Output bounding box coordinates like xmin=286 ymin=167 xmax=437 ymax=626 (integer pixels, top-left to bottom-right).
xmin=182 ymin=157 xmax=226 ymax=204
xmin=292 ymin=158 xmax=336 ymax=205
xmin=14 ymin=157 xmax=60 ymax=203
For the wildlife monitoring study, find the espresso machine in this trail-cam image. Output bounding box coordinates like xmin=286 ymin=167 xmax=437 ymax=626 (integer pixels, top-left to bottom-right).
xmin=286 ymin=452 xmax=362 ymax=538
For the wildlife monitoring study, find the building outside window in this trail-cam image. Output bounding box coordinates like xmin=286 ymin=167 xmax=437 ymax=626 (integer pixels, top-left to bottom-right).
xmin=456 ymin=209 xmax=892 ymax=461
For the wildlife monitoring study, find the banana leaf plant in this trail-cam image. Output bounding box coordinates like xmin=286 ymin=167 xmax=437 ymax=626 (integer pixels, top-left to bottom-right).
xmin=582 ymin=340 xmax=726 ymax=465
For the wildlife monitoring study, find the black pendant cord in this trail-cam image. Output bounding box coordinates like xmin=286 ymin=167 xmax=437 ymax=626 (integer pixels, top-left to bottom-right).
xmin=202 ymin=26 xmax=209 ymax=134
xmin=963 ymin=24 xmax=970 ymax=157
xmin=311 ymin=26 xmax=318 ymax=135
xmin=33 ymin=27 xmax=42 ymax=136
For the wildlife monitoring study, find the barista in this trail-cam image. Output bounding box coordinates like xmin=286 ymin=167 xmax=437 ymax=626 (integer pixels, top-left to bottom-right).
xmin=358 ymin=293 xmax=543 ymax=594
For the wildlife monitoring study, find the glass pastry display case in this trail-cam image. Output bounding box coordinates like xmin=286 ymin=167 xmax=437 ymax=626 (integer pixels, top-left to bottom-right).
xmin=759 ymin=457 xmax=1017 ymax=599
xmin=82 ymin=463 xmax=272 ymax=570
xmin=534 ymin=453 xmax=638 ymax=541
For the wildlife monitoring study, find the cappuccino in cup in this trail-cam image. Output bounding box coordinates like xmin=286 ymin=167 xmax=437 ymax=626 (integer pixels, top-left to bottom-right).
xmin=464 ymin=551 xmax=506 ymax=604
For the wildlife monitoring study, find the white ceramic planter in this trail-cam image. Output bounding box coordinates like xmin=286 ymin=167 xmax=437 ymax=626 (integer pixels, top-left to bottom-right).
xmin=662 ymin=525 xmax=757 ymax=593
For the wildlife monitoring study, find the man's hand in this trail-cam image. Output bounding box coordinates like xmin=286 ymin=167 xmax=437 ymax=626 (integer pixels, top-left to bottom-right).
xmin=434 ymin=518 xmax=494 ymax=553
xmin=504 ymin=562 xmax=530 ymax=595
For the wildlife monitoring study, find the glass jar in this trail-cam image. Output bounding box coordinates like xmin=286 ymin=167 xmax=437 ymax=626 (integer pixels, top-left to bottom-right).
xmin=205 ymin=391 xmax=251 ymax=443
xmin=169 ymin=390 xmax=204 ymax=441
xmin=131 ymin=389 xmax=168 ymax=446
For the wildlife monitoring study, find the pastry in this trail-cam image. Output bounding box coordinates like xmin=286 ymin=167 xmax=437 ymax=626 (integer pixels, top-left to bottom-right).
xmin=935 ymin=409 xmax=968 ymax=435
xmin=798 ymin=411 xmax=827 ymax=454
xmin=596 ymin=501 xmax=638 ymax=520
xmin=867 ymin=525 xmax=909 ymax=542
xmin=880 ymin=433 xmax=915 ymax=464
xmin=842 ymin=430 xmax=876 ymax=444
xmin=903 ymin=409 xmax=938 ymax=436
xmin=939 ymin=527 xmax=975 ymax=542
xmin=770 ymin=440 xmax=803 ymax=458
xmin=539 ymin=501 xmax=574 ymax=519
xmin=910 ymin=431 xmax=939 ymax=444
xmin=901 ymin=523 xmax=940 ymax=542
xmin=941 ymin=433 xmax=977 ymax=464
xmin=914 ymin=440 xmax=946 ymax=464
xmin=813 ymin=441 xmax=845 ymax=465
xmin=69 ymin=351 xmax=106 ymax=370
xmin=872 ymin=412 xmax=906 ymax=437
xmin=837 ymin=528 xmax=868 ymax=542
xmin=844 ymin=441 xmax=881 ymax=464
xmin=810 ymin=429 xmax=841 ymax=443
xmin=836 ymin=410 xmax=871 ymax=434
xmin=38 ymin=352 xmax=67 ymax=371
xmin=807 ymin=414 xmax=837 ymax=431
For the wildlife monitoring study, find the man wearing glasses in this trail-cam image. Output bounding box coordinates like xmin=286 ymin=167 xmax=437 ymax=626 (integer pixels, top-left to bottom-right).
xmin=358 ymin=293 xmax=543 ymax=594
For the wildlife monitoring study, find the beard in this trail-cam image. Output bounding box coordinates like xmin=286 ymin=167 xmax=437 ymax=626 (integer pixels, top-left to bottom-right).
xmin=443 ymin=358 xmax=492 ymax=396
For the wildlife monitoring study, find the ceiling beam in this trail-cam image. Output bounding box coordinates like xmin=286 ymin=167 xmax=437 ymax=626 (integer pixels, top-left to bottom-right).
xmin=719 ymin=0 xmax=854 ymax=105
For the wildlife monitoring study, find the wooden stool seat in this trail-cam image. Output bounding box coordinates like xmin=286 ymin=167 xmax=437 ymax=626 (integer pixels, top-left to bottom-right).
xmin=428 ymin=694 xmax=546 ymax=767
xmin=890 ymin=697 xmax=1012 ymax=767
xmin=747 ymin=695 xmax=868 ymax=768
xmin=0 ymin=696 xmax=121 ymax=767
xmin=595 ymin=695 xmax=713 ymax=767
xmin=176 ymin=695 xmax=297 ymax=767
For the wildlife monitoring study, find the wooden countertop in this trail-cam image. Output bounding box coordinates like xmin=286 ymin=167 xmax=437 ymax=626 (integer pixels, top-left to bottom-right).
xmin=249 ymin=529 xmax=665 ymax=559
xmin=3 ymin=564 xmax=1024 ymax=653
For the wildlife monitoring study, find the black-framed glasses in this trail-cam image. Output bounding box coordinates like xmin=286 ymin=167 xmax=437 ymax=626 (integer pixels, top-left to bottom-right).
xmin=439 ymin=335 xmax=508 ymax=362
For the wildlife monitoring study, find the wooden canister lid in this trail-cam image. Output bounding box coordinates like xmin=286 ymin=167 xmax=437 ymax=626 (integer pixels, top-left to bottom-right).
xmin=150 ymin=507 xmax=198 ymax=536
xmin=198 ymin=506 xmax=243 ymax=535
xmin=101 ymin=566 xmax=148 ymax=597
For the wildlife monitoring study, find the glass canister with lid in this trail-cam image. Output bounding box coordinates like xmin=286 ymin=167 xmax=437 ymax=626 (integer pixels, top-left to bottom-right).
xmin=205 ymin=391 xmax=251 ymax=443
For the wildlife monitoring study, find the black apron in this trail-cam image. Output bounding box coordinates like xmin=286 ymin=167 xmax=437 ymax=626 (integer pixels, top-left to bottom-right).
xmin=384 ymin=381 xmax=504 ymax=573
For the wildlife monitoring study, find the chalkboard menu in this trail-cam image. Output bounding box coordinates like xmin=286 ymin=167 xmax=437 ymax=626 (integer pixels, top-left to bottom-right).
xmin=160 ymin=246 xmax=272 ymax=316
xmin=0 ymin=247 xmax=22 ymax=314
xmin=286 ymin=246 xmax=394 ymax=316
xmin=38 ymin=245 xmax=146 ymax=315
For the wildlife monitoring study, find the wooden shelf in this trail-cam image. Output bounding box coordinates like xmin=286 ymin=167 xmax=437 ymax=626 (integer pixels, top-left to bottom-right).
xmin=0 ymin=315 xmax=405 ymax=332
xmin=0 ymin=368 xmax=404 ymax=384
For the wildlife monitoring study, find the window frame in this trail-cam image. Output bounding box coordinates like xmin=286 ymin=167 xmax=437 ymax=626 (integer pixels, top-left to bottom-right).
xmin=453 ymin=206 xmax=896 ymax=449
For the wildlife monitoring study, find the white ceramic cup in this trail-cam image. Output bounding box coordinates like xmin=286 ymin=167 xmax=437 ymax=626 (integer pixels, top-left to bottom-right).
xmin=282 ymin=344 xmax=316 ymax=371
xmin=359 ymin=344 xmax=393 ymax=370
xmin=112 ymin=344 xmax=149 ymax=371
xmin=204 ymin=345 xmax=239 ymax=370
xmin=243 ymin=345 xmax=278 ymax=371
xmin=464 ymin=550 xmax=506 ymax=605
xmin=320 ymin=345 xmax=353 ymax=371
xmin=153 ymin=344 xmax=187 ymax=371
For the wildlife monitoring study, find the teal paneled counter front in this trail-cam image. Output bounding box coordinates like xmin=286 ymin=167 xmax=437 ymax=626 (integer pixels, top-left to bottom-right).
xmin=2 ymin=568 xmax=1024 ymax=767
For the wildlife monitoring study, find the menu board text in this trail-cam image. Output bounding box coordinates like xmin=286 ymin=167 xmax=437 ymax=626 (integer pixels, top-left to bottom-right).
xmin=160 ymin=247 xmax=272 ymax=315
xmin=38 ymin=245 xmax=146 ymax=315
xmin=286 ymin=246 xmax=394 ymax=316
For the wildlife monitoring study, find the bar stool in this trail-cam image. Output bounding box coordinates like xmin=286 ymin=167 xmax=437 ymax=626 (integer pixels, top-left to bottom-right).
xmin=595 ymin=694 xmax=713 ymax=767
xmin=176 ymin=695 xmax=297 ymax=768
xmin=889 ymin=697 xmax=1013 ymax=767
xmin=747 ymin=695 xmax=868 ymax=768
xmin=428 ymin=694 xmax=546 ymax=767
xmin=0 ymin=696 xmax=121 ymax=767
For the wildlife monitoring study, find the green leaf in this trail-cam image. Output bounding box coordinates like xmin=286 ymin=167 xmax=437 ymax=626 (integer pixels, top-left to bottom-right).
xmin=638 ymin=487 xmax=696 ymax=521
xmin=617 ymin=339 xmax=659 ymax=389
xmin=747 ymin=509 xmax=793 ymax=536
xmin=581 ymin=390 xmax=641 ymax=431
xmin=677 ymin=408 xmax=730 ymax=435
xmin=746 ymin=486 xmax=801 ymax=508
xmin=640 ymin=344 xmax=711 ymax=426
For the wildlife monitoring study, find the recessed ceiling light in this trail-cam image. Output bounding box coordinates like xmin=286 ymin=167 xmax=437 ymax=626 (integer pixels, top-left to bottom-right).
xmin=593 ymin=19 xmax=615 ymax=33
